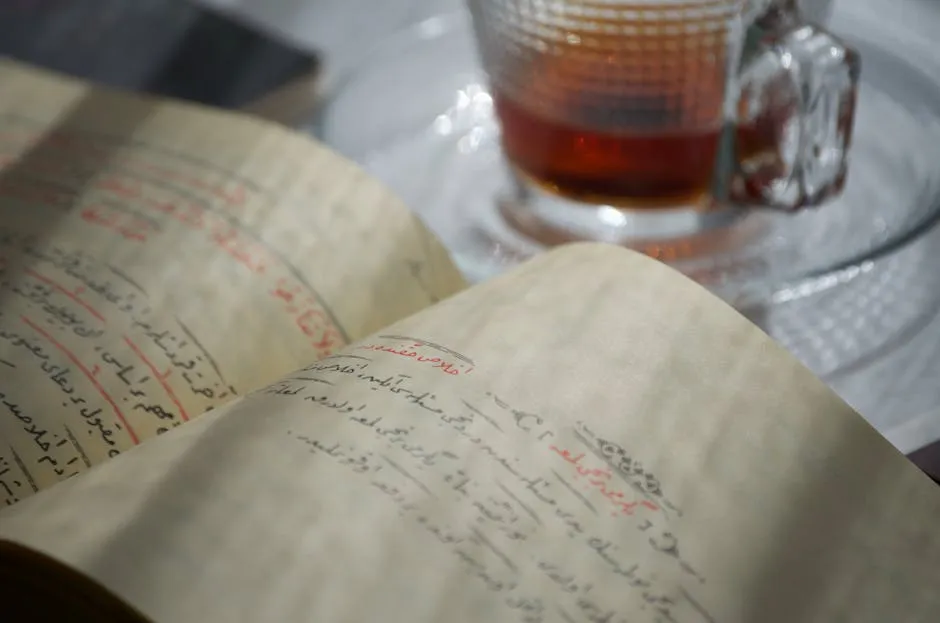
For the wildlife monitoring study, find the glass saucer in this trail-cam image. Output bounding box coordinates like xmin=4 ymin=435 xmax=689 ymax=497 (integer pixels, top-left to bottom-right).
xmin=312 ymin=2 xmax=940 ymax=380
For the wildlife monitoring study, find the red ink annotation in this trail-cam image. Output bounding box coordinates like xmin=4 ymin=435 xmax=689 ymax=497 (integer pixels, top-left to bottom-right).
xmin=357 ymin=343 xmax=473 ymax=376
xmin=549 ymin=445 xmax=659 ymax=516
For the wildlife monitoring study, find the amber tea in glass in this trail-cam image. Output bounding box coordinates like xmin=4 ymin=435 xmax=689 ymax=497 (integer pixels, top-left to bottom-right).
xmin=467 ymin=0 xmax=859 ymax=243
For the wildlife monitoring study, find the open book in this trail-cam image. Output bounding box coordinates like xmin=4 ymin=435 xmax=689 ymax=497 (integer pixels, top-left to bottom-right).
xmin=0 ymin=59 xmax=938 ymax=622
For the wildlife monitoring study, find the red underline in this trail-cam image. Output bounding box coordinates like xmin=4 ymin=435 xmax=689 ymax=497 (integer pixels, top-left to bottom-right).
xmin=21 ymin=316 xmax=139 ymax=445
xmin=25 ymin=269 xmax=106 ymax=322
xmin=123 ymin=336 xmax=189 ymax=422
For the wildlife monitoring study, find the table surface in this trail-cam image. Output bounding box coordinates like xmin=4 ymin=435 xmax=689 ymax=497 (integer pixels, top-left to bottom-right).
xmin=5 ymin=0 xmax=940 ymax=478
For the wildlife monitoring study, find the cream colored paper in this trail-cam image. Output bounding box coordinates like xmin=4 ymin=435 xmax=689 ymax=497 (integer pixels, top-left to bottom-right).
xmin=0 ymin=59 xmax=466 ymax=502
xmin=2 ymin=243 xmax=938 ymax=622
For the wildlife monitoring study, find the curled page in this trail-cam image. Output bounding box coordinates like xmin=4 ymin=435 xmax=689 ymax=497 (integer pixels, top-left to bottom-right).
xmin=0 ymin=59 xmax=466 ymax=502
xmin=1 ymin=243 xmax=938 ymax=622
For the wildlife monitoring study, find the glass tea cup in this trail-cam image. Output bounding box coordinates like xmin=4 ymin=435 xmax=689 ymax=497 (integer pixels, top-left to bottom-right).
xmin=466 ymin=0 xmax=860 ymax=247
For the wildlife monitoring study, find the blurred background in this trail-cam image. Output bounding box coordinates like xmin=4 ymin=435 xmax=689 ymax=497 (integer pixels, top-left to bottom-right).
xmin=5 ymin=0 xmax=940 ymax=475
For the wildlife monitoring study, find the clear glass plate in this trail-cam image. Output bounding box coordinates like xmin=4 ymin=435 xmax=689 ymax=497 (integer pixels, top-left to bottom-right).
xmin=311 ymin=1 xmax=940 ymax=383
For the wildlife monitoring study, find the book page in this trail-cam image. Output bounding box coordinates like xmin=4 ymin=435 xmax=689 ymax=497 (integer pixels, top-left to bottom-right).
xmin=1 ymin=243 xmax=938 ymax=622
xmin=0 ymin=59 xmax=466 ymax=503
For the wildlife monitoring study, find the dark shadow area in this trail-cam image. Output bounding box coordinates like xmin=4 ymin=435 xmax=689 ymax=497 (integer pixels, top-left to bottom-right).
xmin=0 ymin=540 xmax=150 ymax=622
xmin=909 ymin=440 xmax=940 ymax=484
xmin=0 ymin=0 xmax=316 ymax=109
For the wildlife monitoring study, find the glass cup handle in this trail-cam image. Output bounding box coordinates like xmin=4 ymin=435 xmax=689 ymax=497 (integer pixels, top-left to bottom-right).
xmin=731 ymin=5 xmax=861 ymax=211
